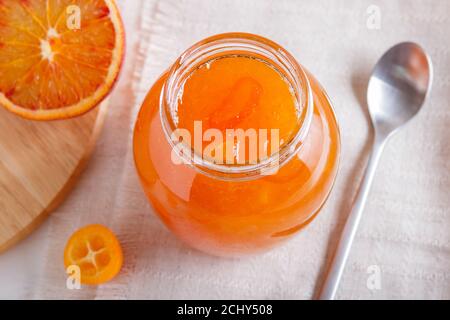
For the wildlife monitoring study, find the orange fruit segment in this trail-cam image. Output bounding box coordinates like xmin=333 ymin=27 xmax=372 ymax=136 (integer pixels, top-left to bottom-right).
xmin=64 ymin=224 xmax=123 ymax=285
xmin=0 ymin=0 xmax=125 ymax=120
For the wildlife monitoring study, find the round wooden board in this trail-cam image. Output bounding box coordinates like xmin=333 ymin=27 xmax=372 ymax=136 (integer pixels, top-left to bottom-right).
xmin=0 ymin=102 xmax=108 ymax=253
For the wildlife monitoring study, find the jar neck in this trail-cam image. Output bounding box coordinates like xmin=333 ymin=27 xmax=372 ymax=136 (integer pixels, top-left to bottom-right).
xmin=160 ymin=33 xmax=313 ymax=181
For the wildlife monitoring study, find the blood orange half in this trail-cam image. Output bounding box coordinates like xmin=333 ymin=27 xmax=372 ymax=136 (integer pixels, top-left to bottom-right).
xmin=0 ymin=0 xmax=124 ymax=120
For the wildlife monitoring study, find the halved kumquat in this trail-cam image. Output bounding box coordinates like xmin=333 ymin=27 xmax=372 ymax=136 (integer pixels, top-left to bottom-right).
xmin=0 ymin=0 xmax=125 ymax=120
xmin=64 ymin=224 xmax=123 ymax=285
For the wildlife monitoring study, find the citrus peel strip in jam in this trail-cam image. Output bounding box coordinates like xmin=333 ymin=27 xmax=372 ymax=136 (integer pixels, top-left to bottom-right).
xmin=208 ymin=76 xmax=263 ymax=130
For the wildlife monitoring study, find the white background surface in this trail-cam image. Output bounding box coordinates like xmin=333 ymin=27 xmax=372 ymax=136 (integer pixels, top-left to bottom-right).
xmin=0 ymin=0 xmax=449 ymax=299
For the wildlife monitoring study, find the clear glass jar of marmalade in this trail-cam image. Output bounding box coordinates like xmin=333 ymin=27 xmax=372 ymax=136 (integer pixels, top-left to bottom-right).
xmin=134 ymin=33 xmax=340 ymax=257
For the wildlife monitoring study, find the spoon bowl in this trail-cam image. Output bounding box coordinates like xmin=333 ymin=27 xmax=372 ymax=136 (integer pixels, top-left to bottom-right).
xmin=367 ymin=42 xmax=433 ymax=137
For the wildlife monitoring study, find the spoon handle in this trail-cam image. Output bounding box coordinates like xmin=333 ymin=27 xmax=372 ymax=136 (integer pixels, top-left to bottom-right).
xmin=318 ymin=134 xmax=387 ymax=300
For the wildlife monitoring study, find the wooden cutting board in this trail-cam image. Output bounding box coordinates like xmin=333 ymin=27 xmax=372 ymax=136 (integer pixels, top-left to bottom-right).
xmin=0 ymin=102 xmax=108 ymax=253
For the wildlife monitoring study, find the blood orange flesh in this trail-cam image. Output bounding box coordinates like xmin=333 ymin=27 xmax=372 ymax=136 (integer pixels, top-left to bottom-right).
xmin=0 ymin=0 xmax=124 ymax=120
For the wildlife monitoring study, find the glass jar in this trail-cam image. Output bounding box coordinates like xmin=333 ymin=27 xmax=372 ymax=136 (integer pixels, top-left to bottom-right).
xmin=133 ymin=33 xmax=340 ymax=257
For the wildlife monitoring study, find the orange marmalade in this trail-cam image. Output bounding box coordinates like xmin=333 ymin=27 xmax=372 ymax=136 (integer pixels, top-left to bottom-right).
xmin=176 ymin=55 xmax=300 ymax=164
xmin=134 ymin=33 xmax=340 ymax=256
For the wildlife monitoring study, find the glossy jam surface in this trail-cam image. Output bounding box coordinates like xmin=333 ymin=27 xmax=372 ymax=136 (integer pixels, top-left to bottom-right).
xmin=176 ymin=56 xmax=301 ymax=163
xmin=134 ymin=60 xmax=340 ymax=256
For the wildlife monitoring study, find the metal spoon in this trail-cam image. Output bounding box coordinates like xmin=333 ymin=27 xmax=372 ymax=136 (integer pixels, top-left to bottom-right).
xmin=319 ymin=42 xmax=433 ymax=300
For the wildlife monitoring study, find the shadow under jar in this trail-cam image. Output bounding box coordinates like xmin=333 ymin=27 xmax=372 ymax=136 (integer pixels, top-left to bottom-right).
xmin=134 ymin=33 xmax=340 ymax=257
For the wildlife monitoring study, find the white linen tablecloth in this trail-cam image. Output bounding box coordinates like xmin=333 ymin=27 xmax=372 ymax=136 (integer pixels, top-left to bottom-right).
xmin=0 ymin=0 xmax=449 ymax=299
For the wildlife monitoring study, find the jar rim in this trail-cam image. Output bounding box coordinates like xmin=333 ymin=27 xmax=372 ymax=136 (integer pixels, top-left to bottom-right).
xmin=160 ymin=32 xmax=314 ymax=181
